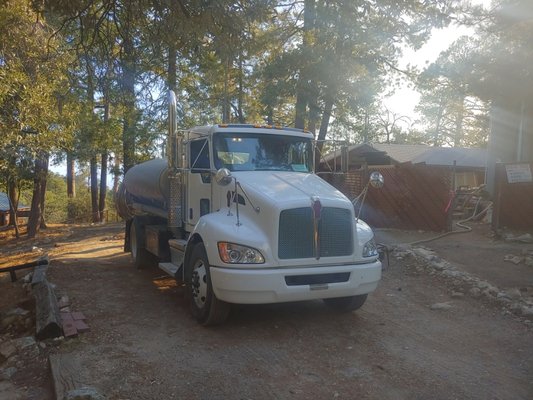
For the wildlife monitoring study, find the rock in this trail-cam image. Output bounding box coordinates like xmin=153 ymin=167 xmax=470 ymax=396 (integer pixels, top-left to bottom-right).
xmin=503 ymin=232 xmax=533 ymax=243
xmin=506 ymin=288 xmax=522 ymax=299
xmin=5 ymin=308 xmax=30 ymax=318
xmin=515 ymin=233 xmax=533 ymax=243
xmin=451 ymin=291 xmax=464 ymax=298
xmin=504 ymin=254 xmax=523 ymax=265
xmin=0 ymin=341 xmax=16 ymax=360
xmin=442 ymin=269 xmax=461 ymax=278
xmin=13 ymin=337 xmax=39 ymax=358
xmin=13 ymin=336 xmax=36 ymax=350
xmin=520 ymin=306 xmax=533 ymax=317
xmin=430 ymin=302 xmax=452 ymax=311
xmin=0 ymin=367 xmax=17 ymax=380
xmin=525 ymin=257 xmax=533 ymax=267
xmin=64 ymin=386 xmax=106 ymax=400
xmin=31 ymin=246 xmax=43 ymax=252
xmin=476 ymin=281 xmax=491 ymax=290
xmin=469 ymin=287 xmax=481 ymax=297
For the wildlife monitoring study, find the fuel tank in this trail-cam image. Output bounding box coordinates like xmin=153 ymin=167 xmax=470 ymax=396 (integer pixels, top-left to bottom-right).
xmin=115 ymin=158 xmax=170 ymax=219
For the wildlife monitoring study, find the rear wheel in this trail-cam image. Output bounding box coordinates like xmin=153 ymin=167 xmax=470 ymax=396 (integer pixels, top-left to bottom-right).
xmin=185 ymin=243 xmax=230 ymax=326
xmin=129 ymin=217 xmax=158 ymax=269
xmin=323 ymin=294 xmax=368 ymax=312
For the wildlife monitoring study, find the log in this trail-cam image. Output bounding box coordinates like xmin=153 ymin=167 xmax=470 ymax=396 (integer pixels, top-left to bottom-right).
xmin=34 ymin=280 xmax=62 ymax=340
xmin=49 ymin=353 xmax=104 ymax=400
xmin=31 ymin=263 xmax=49 ymax=286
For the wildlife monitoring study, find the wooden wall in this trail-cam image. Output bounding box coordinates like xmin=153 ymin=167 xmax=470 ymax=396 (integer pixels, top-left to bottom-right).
xmin=323 ymin=164 xmax=453 ymax=231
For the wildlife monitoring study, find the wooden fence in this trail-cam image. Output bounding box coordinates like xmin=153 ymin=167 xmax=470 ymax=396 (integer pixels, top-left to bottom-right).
xmin=322 ymin=164 xmax=453 ymax=231
xmin=493 ymin=162 xmax=533 ymax=230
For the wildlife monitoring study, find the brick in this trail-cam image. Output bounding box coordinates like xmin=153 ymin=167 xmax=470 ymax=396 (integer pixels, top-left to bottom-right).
xmin=60 ymin=312 xmax=74 ymax=323
xmin=73 ymin=319 xmax=90 ymax=333
xmin=62 ymin=321 xmax=78 ymax=337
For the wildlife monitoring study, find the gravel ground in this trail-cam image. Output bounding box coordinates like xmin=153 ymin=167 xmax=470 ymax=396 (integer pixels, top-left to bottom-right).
xmin=2 ymin=222 xmax=533 ymax=399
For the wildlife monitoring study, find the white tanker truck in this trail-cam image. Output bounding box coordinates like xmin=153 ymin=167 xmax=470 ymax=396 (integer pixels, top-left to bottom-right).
xmin=115 ymin=91 xmax=383 ymax=325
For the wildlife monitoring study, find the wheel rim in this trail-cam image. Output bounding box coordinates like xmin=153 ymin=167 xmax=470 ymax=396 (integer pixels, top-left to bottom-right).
xmin=191 ymin=259 xmax=207 ymax=309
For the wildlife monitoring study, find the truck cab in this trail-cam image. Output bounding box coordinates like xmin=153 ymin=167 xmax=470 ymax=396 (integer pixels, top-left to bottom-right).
xmin=116 ymin=97 xmax=382 ymax=326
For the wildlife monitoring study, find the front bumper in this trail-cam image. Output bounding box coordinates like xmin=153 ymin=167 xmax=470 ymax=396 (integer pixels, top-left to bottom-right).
xmin=210 ymin=261 xmax=381 ymax=304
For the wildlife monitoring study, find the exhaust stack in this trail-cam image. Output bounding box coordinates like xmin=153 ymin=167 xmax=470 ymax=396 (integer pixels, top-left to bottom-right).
xmin=167 ymin=90 xmax=183 ymax=230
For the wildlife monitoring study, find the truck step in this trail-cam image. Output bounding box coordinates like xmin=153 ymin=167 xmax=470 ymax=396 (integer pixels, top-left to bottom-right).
xmin=168 ymin=239 xmax=187 ymax=251
xmin=158 ymin=262 xmax=180 ymax=279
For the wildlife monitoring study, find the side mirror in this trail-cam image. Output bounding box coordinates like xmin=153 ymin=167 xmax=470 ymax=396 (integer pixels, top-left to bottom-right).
xmin=215 ymin=168 xmax=233 ymax=186
xmin=369 ymin=171 xmax=384 ymax=189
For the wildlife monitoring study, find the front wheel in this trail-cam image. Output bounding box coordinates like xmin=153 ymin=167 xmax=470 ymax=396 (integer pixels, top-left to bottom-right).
xmin=323 ymin=294 xmax=368 ymax=312
xmin=185 ymin=243 xmax=231 ymax=326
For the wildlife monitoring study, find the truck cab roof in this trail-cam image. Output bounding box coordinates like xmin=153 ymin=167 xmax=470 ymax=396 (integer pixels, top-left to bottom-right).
xmin=187 ymin=124 xmax=313 ymax=140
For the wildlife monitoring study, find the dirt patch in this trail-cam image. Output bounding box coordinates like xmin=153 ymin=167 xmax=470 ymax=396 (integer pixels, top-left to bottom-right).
xmin=2 ymin=222 xmax=533 ymax=399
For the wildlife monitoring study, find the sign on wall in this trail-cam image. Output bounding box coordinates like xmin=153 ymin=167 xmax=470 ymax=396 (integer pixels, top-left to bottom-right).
xmin=505 ymin=163 xmax=533 ymax=184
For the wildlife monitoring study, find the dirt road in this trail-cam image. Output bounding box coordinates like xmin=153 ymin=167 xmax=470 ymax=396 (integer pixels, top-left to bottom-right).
xmin=5 ymin=223 xmax=533 ymax=399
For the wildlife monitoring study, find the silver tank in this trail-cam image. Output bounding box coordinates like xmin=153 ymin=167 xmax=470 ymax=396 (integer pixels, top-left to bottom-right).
xmin=115 ymin=158 xmax=170 ymax=219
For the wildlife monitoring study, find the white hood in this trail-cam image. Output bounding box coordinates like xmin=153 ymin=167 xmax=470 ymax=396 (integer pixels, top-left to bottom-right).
xmin=233 ymin=171 xmax=351 ymax=208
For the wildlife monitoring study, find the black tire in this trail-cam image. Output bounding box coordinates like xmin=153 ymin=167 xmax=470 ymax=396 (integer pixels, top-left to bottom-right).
xmin=129 ymin=217 xmax=158 ymax=269
xmin=323 ymin=294 xmax=368 ymax=312
xmin=185 ymin=243 xmax=231 ymax=326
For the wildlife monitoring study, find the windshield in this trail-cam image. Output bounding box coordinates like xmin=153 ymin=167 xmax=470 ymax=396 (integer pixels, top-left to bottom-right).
xmin=213 ymin=133 xmax=313 ymax=172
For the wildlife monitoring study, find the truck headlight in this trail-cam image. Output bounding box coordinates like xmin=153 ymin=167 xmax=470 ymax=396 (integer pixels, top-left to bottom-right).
xmin=217 ymin=242 xmax=265 ymax=264
xmin=362 ymin=238 xmax=378 ymax=258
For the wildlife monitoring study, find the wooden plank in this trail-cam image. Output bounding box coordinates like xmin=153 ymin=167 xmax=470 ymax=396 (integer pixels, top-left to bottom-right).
xmin=1 ymin=257 xmax=49 ymax=282
xmin=34 ymin=280 xmax=62 ymax=340
xmin=49 ymin=353 xmax=83 ymax=400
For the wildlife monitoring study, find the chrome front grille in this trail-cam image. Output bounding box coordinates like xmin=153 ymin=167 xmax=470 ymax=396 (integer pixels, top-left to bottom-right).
xmin=278 ymin=207 xmax=353 ymax=259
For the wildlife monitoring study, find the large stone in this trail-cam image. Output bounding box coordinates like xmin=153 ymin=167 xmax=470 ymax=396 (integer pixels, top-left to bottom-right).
xmin=0 ymin=367 xmax=17 ymax=380
xmin=63 ymin=387 xmax=106 ymax=400
xmin=521 ymin=306 xmax=533 ymax=317
xmin=13 ymin=336 xmax=36 ymax=350
xmin=0 ymin=342 xmax=16 ymax=360
xmin=430 ymin=302 xmax=452 ymax=311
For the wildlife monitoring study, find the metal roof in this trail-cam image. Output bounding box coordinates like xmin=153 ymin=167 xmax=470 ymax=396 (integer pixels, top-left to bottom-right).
xmin=0 ymin=192 xmax=30 ymax=212
xmin=372 ymin=144 xmax=487 ymax=168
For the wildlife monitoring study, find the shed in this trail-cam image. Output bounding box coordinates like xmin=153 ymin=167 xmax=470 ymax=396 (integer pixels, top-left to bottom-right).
xmin=321 ymin=143 xmax=487 ymax=189
xmin=0 ymin=193 xmax=30 ymax=226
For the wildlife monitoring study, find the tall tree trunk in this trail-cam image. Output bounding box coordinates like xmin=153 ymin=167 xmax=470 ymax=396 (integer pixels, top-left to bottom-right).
xmin=294 ymin=0 xmax=316 ymax=129
xmin=237 ymin=53 xmax=245 ymax=123
xmin=113 ymin=154 xmax=121 ymax=194
xmin=39 ymin=155 xmax=49 ymax=229
xmin=66 ymin=153 xmax=75 ymax=198
xmin=454 ymin=90 xmax=466 ymax=147
xmin=315 ymin=96 xmax=334 ymax=168
xmin=99 ymin=151 xmax=108 ymax=222
xmin=122 ymin=4 xmax=136 ymax=173
xmin=7 ymin=177 xmax=20 ymax=238
xmin=222 ymin=56 xmax=231 ymax=123
xmin=90 ymin=156 xmax=99 ymax=223
xmin=99 ymin=100 xmax=110 ymax=222
xmin=27 ymin=154 xmax=48 ymax=238
xmin=307 ymin=81 xmax=320 ymax=135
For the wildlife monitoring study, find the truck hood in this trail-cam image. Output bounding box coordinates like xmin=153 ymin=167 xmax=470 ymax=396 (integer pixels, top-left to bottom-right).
xmin=233 ymin=171 xmax=351 ymax=208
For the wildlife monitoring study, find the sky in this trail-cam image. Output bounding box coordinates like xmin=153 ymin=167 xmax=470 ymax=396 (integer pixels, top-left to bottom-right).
xmin=383 ymin=0 xmax=492 ymax=126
